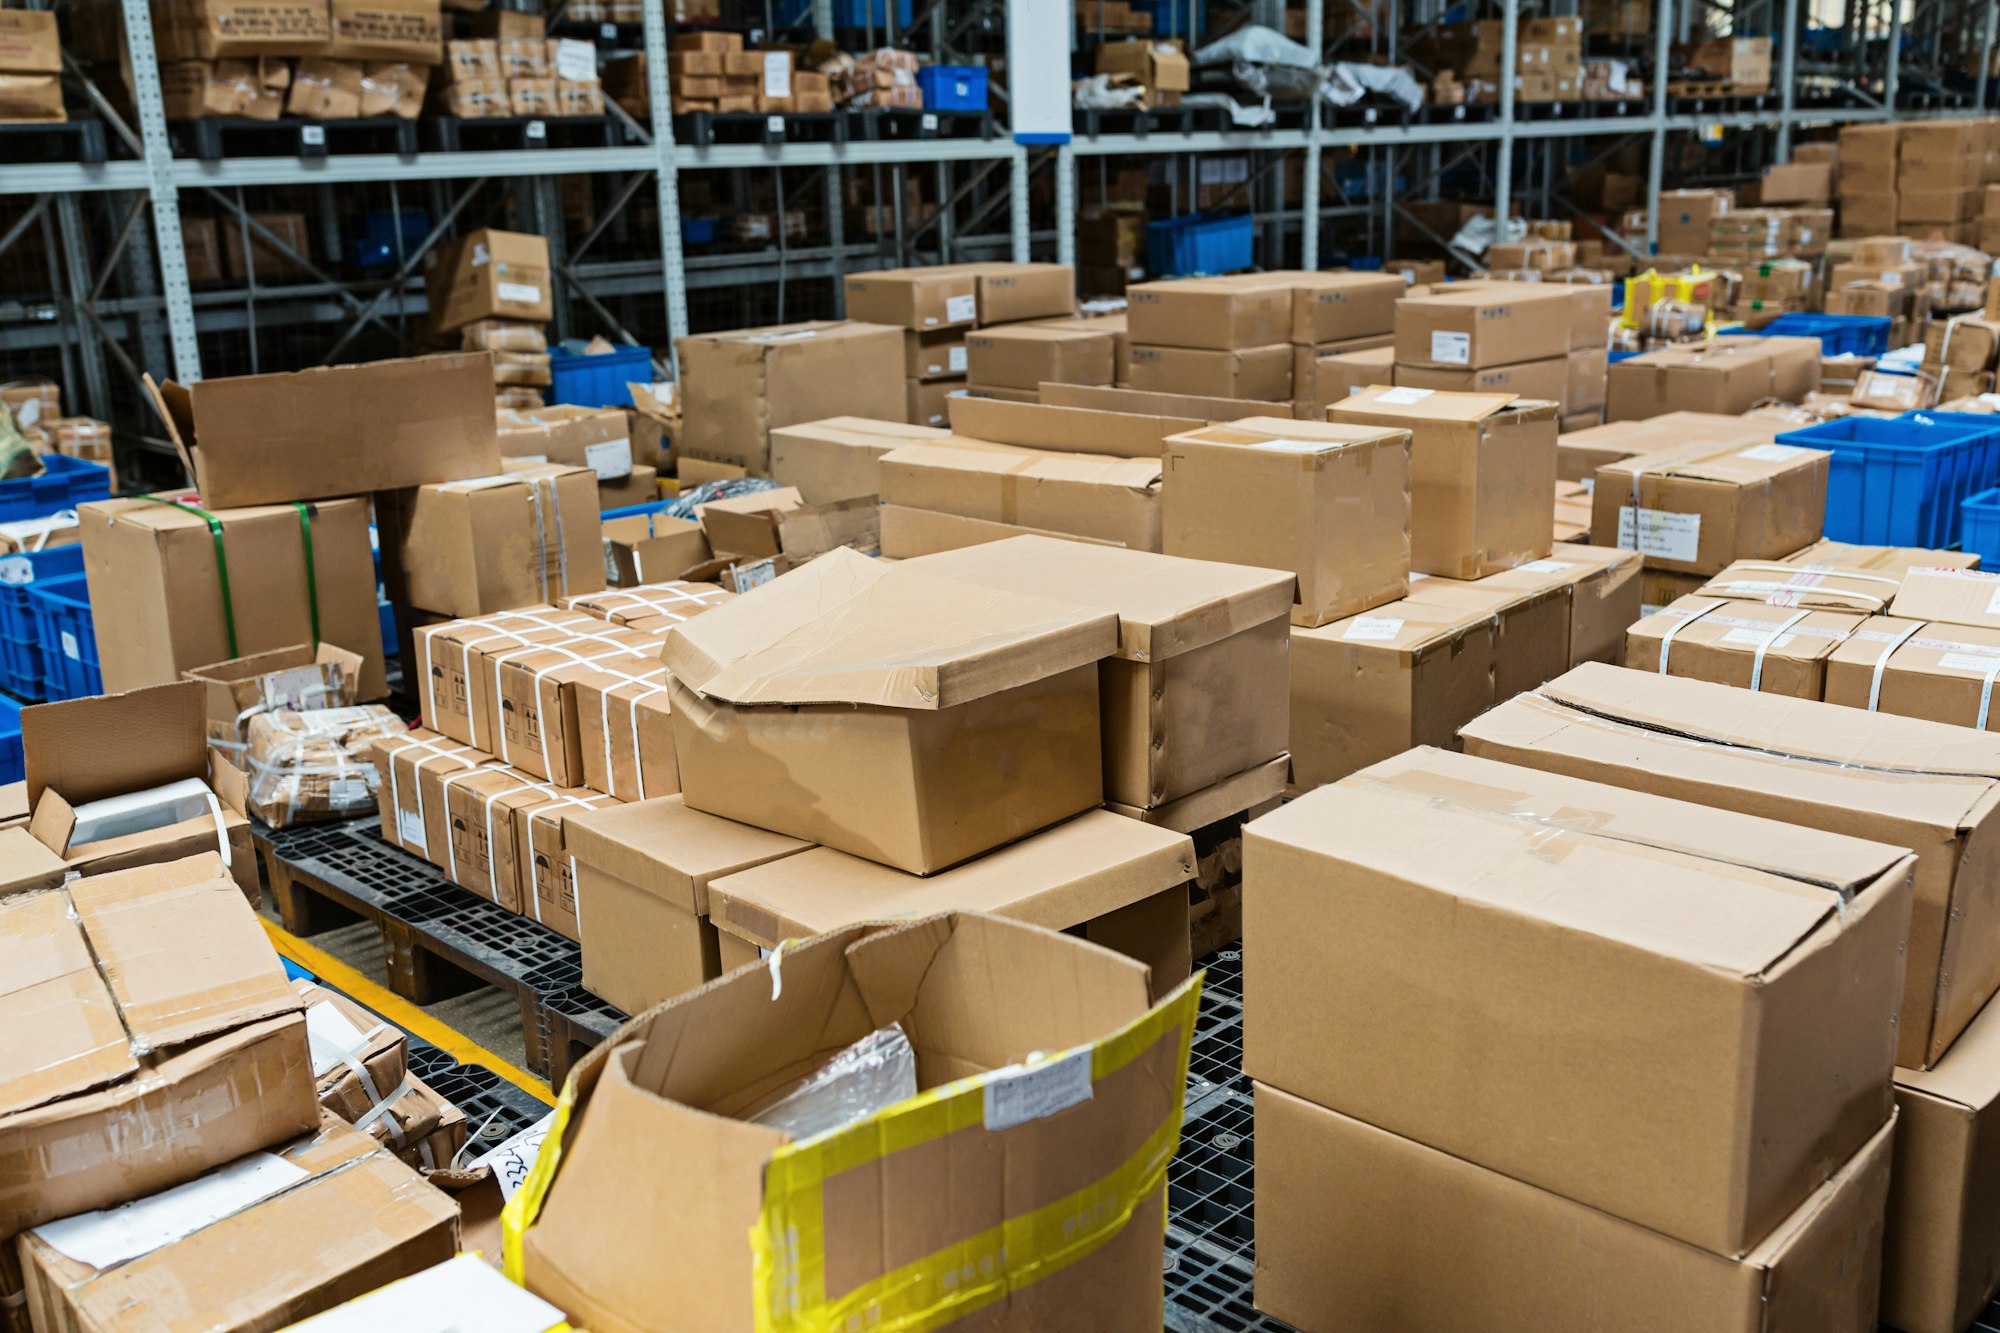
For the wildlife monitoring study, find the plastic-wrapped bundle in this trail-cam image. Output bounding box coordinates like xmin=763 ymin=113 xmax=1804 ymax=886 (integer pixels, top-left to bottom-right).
xmin=245 ymin=704 xmax=407 ymax=827
xmin=742 ymin=1023 xmax=918 ymax=1140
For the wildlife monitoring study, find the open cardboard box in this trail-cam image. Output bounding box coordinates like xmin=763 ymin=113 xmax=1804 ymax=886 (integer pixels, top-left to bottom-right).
xmin=183 ymin=642 xmax=367 ymax=752
xmin=11 ymin=682 xmax=259 ymax=904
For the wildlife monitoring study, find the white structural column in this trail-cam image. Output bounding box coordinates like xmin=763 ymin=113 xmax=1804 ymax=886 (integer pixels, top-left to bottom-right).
xmin=1645 ymin=0 xmax=1673 ymax=252
xmin=1009 ymin=0 xmax=1074 ymax=264
xmin=643 ymin=0 xmax=689 ymax=364
xmin=1493 ymin=0 xmax=1519 ymax=229
xmin=120 ymin=0 xmax=199 ymax=380
xmin=1776 ymin=0 xmax=1800 ymax=156
xmin=1302 ymin=0 xmax=1324 ymax=270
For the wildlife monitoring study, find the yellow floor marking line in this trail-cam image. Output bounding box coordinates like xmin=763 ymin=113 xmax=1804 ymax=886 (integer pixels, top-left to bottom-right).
xmin=263 ymin=919 xmax=556 ymax=1107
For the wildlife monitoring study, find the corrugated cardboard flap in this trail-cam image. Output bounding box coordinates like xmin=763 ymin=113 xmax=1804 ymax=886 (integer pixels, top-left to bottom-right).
xmin=0 ymin=890 xmax=137 ymax=1116
xmin=663 ymin=547 xmax=1119 ymax=709
xmin=881 ymin=437 xmax=1165 ymax=490
xmin=1334 ymin=386 xmax=1516 ymax=421
xmin=1601 ymin=439 xmax=1828 ymax=484
xmin=946 ymin=394 xmax=1202 ymax=460
xmin=1889 ymin=566 xmax=2000 ymax=629
xmin=140 ymin=374 xmax=200 ymax=486
xmin=24 ymin=682 xmax=209 ymax=809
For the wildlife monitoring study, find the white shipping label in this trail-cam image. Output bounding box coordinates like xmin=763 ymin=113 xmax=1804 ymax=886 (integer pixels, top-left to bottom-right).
xmin=584 ymin=438 xmax=633 ymax=479
xmin=60 ymin=630 xmax=78 ymax=661
xmin=1376 ymin=386 xmax=1435 ymax=405
xmin=33 ymin=1155 xmax=309 ymax=1268
xmin=1429 ymin=331 xmax=1471 ymax=365
xmin=1517 ymin=559 xmax=1575 ymax=574
xmin=1737 ymin=443 xmax=1809 ymax=462
xmin=1343 ymin=616 xmax=1404 ymax=642
xmin=281 ymin=1254 xmax=566 ymax=1333
xmin=948 ymin=346 xmax=968 ymax=373
xmin=1617 ymin=506 xmax=1702 ymax=563
xmin=1939 ymin=651 xmax=2000 ymax=673
xmin=304 ymin=1000 xmax=371 ymax=1078
xmin=1253 ymin=438 xmax=1343 ymax=454
xmin=946 ymin=294 xmax=978 ymax=323
xmin=1720 ymin=627 xmax=1796 ymax=650
xmin=984 ymin=1049 xmax=1094 ymax=1131
xmin=1985 ymin=586 xmax=2000 ymax=617
xmin=497 ymin=281 xmax=542 ymax=305
xmin=553 ymin=37 xmax=595 ymax=81
xmin=396 ymin=805 xmax=429 ymax=854
xmin=265 ymin=664 xmax=328 ymax=711
xmin=763 ymin=52 xmax=791 ymax=97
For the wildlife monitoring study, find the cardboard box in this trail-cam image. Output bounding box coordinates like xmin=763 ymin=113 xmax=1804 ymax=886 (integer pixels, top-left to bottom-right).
xmin=966 ymin=323 xmax=1115 ymax=391
xmin=1394 ymin=355 xmax=1568 ymax=406
xmin=1694 ymin=557 xmax=1908 ymax=614
xmin=601 ymin=512 xmax=711 ymax=587
xmin=427 ymin=228 xmax=551 ymax=331
xmin=663 ymin=548 xmax=1116 ymax=873
xmin=1885 ymin=992 xmax=2000 ymax=1333
xmin=0 ymin=72 xmax=62 ymax=120
xmin=568 ymin=795 xmax=807 ymax=1013
xmin=82 ymin=494 xmax=386 ymax=701
xmin=1126 ymin=275 xmax=1294 ymax=351
xmin=1903 ymin=187 xmax=1982 ymax=225
xmin=376 ymin=464 xmax=602 ymax=619
xmin=1330 ymin=386 xmax=1558 ymax=579
xmin=1839 ymin=194 xmax=1899 ymax=238
xmin=410 ymin=608 xmax=594 ymax=749
xmin=497 ymin=404 xmax=635 ymax=478
xmin=1786 ymin=538 xmax=1979 ymax=576
xmin=1656 ymin=188 xmax=1733 ymax=256
xmin=0 ymin=855 xmax=318 ymax=1238
xmin=905 ymin=376 xmax=956 ymax=427
xmin=372 ymin=726 xmax=494 ymax=859
xmin=1758 ymin=160 xmax=1835 ymax=206
xmin=767 ymin=416 xmax=946 ymax=504
xmin=1255 ymin=1087 xmax=1893 ymax=1333
xmin=842 ymin=266 xmax=980 ymax=330
xmin=1478 ymin=541 xmax=1642 ymax=668
xmin=143 ymin=353 xmax=501 ymax=511
xmin=1606 ymin=336 xmax=1822 ymax=420
xmin=964 ymin=261 xmax=1076 ymax=324
xmin=1161 ymin=418 xmax=1411 ymax=628
xmin=0 ymin=8 xmax=61 ymax=72
xmin=1565 ymin=345 xmax=1609 ymax=412
xmin=183 ymin=642 xmax=366 ymax=756
xmin=20 ymin=1116 xmax=458 ymax=1332
xmin=945 ymin=392 xmax=1200 ymax=459
xmin=1290 ymin=271 xmax=1404 ymax=345
xmin=1094 ymin=37 xmax=1190 ymax=92
xmin=596 ymin=465 xmax=657 ymax=511
xmin=1401 ymin=570 xmax=1567 ymax=701
xmin=326 ymin=0 xmax=442 ymax=62
xmin=287 ymin=56 xmax=364 ymax=116
xmin=904 ymin=328 xmax=968 ymax=380
xmin=1874 ymin=564 xmax=2000 ymax=633
xmin=677 ymin=321 xmax=905 ymax=476
xmin=1037 ymin=381 xmax=1289 ymax=422
xmin=908 ymin=537 xmax=1292 ymax=808
xmin=1462 ymin=660 xmax=2000 ymax=1072
xmin=1624 ymin=595 xmax=1860 ymax=698
xmin=1247 ymin=744 xmax=1912 ymax=1252
xmin=1296 ymin=344 xmax=1394 ymax=417
xmin=486 ymin=624 xmax=665 ymax=785
xmin=517 ymin=914 xmax=1194 ymax=1332
xmin=517 ymin=786 xmax=619 ymax=937
xmin=1824 ymin=616 xmax=2000 ymax=731
xmin=1287 ymin=598 xmax=1496 ymax=788
xmin=1126 ymin=342 xmax=1291 ymax=401
xmin=1588 ymin=437 xmax=1828 ymax=574
xmin=878 ymin=437 xmax=1163 ymax=551
xmin=1393 ymin=287 xmax=1575 ymax=370
xmin=711 ymin=809 xmax=1197 ymax=995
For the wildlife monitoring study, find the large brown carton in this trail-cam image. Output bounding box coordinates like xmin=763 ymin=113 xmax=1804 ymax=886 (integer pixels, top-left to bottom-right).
xmin=663 ymin=548 xmax=1116 ymax=874
xmin=677 ymin=322 xmax=905 ymax=476
xmin=1885 ymin=992 xmax=2000 ymax=1333
xmin=1295 ymin=345 xmax=1394 ymax=418
xmin=709 ymin=809 xmax=1197 ymax=992
xmin=497 ymin=403 xmax=634 ymax=478
xmin=1127 ymin=343 xmax=1292 ymax=401
xmin=0 ymin=855 xmax=318 ymax=1239
xmin=0 ymin=9 xmax=62 ymax=71
xmin=965 ymin=323 xmax=1115 ymax=391
xmin=1246 ymin=744 xmax=1913 ymax=1253
xmin=1479 ymin=542 xmax=1643 ymax=668
xmin=1624 ymin=595 xmax=1860 ymax=698
xmin=841 ymin=266 xmax=980 ymax=330
xmin=516 ymin=913 xmax=1197 ymax=1333
xmin=1402 ymin=570 xmax=1567 ymax=701
xmin=1557 ymin=411 xmax=1776 ymax=483
xmin=908 ymin=537 xmax=1292 ymax=808
xmin=768 ymin=417 xmax=948 ymax=504
xmin=964 ymin=261 xmax=1076 ymax=323
xmin=1256 ymin=1087 xmax=1893 ymax=1333
xmin=946 ymin=391 xmax=1200 ymax=459
xmin=569 ymin=795 xmax=809 ymax=1016
xmin=877 ymin=437 xmax=1163 ymax=550
xmin=1394 ymin=354 xmax=1568 ymax=405
xmin=1290 ymin=271 xmax=1404 ymax=345
xmin=1588 ymin=438 xmax=1829 ymax=574
xmin=19 ymin=1115 xmax=457 ymax=1332
xmin=82 ymin=494 xmax=386 ymax=700
xmin=1655 ymin=188 xmax=1734 ymax=255
xmin=1393 ymin=287 xmax=1575 ymax=369
xmin=1330 ymin=385 xmax=1558 ymax=579
xmin=326 ymin=0 xmax=441 ymax=62
xmin=1825 ymin=617 xmax=2000 ymax=730
xmin=143 ymin=354 xmax=500 ymax=510
xmin=1460 ymin=661 xmax=2000 ymax=1070
xmin=1606 ymin=337 xmax=1822 ymax=419
xmin=1126 ymin=275 xmax=1294 ymax=350
xmin=1287 ymin=599 xmax=1496 ymax=790
xmin=1038 ymin=381 xmax=1290 ymax=422
xmin=1888 ymin=566 xmax=2000 ymax=633
xmin=1160 ymin=418 xmax=1411 ymax=628
xmin=425 ymin=227 xmax=549 ymax=330
xmin=376 ymin=464 xmax=603 ymax=618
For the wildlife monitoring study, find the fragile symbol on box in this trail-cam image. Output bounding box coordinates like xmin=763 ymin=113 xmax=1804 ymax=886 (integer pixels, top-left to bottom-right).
xmin=1617 ymin=506 xmax=1701 ymax=563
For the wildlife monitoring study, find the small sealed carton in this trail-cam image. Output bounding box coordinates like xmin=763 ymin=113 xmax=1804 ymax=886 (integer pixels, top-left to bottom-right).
xmin=1126 ymin=274 xmax=1295 ymax=350
xmin=1459 ymin=661 xmax=2000 ymax=1071
xmin=426 ymin=227 xmax=552 ymax=331
xmin=966 ymin=323 xmax=1112 ymax=395
xmin=962 ymin=261 xmax=1077 ymax=324
xmin=1127 ymin=343 xmax=1292 ymax=401
xmin=841 ymin=265 xmax=981 ymax=330
xmin=1392 ymin=286 xmax=1576 ymax=369
xmin=0 ymin=854 xmax=318 ymax=1239
xmin=1478 ymin=542 xmax=1642 ymax=669
xmin=768 ymin=416 xmax=948 ymax=504
xmin=377 ymin=464 xmax=604 ymax=619
xmin=1162 ymin=417 xmax=1411 ymax=628
xmin=663 ymin=548 xmax=1118 ymax=873
xmin=1330 ymin=385 xmax=1558 ymax=579
xmin=904 ymin=536 xmax=1293 ymax=809
xmin=1402 ymin=571 xmax=1568 ymax=701
xmin=411 ymin=608 xmax=594 ymax=750
xmin=1245 ymin=745 xmax=1913 ymax=1255
xmin=512 ymin=912 xmax=1199 ymax=1333
xmin=517 ymin=785 xmax=620 ymax=939
xmin=1290 ymin=270 xmax=1404 ymax=345
xmin=1623 ymin=595 xmax=1861 ymax=698
xmin=676 ymin=322 xmax=905 ymax=476
xmin=372 ymin=726 xmax=495 ymax=861
xmin=570 ymin=795 xmax=810 ymax=1014
xmin=1588 ymin=438 xmax=1830 ymax=575
xmin=708 ymin=809 xmax=1197 ymax=992
xmin=1888 ymin=566 xmax=2000 ymax=632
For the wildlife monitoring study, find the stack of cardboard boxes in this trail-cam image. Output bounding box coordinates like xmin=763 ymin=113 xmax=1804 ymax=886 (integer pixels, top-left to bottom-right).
xmin=425 ymin=227 xmax=556 ymax=409
xmin=1825 ymin=235 xmax=1932 ymax=344
xmin=1388 ymin=283 xmax=1599 ymax=418
xmin=1839 ymin=122 xmax=1902 ymax=237
xmin=1604 ymin=333 xmax=1823 ymax=421
xmin=0 ymin=8 xmax=63 ymax=122
xmin=1126 ymin=274 xmax=1299 ymax=404
xmin=436 ymin=22 xmax=600 ymax=120
xmin=1286 ymin=270 xmax=1404 ymax=419
xmin=1412 ymin=18 xmax=1581 ymax=102
xmin=662 ymin=32 xmax=829 ymax=116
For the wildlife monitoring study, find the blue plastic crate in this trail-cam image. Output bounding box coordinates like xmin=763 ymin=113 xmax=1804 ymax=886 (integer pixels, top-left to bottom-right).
xmin=1146 ymin=213 xmax=1254 ymax=278
xmin=1782 ymin=415 xmax=1999 ymax=548
xmin=378 ymin=596 xmax=397 ymax=661
xmin=917 ymin=65 xmax=987 ymax=112
xmin=681 ymin=216 xmax=717 ymax=245
xmin=1760 ymin=312 xmax=1893 ymax=358
xmin=28 ymin=572 xmax=101 ymax=701
xmin=550 ymin=344 xmax=652 ymax=409
xmin=0 ymin=696 xmax=19 ymax=785
xmin=774 ymin=0 xmax=911 ymax=28
xmin=0 ymin=456 xmax=110 ymax=524
xmin=1966 ymin=489 xmax=2000 ymax=570
xmin=0 ymin=543 xmax=83 ymax=700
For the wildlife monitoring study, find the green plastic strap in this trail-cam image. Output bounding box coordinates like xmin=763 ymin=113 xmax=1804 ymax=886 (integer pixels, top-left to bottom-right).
xmin=141 ymin=495 xmax=238 ymax=659
xmin=290 ymin=501 xmax=319 ymax=651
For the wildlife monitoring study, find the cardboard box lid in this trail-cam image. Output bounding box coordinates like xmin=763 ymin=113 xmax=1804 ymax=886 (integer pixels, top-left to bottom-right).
xmin=564 ymin=794 xmax=810 ymax=915
xmin=1898 ymin=983 xmax=2000 ymax=1110
xmin=1695 ymin=558 xmax=1903 ymax=613
xmin=707 ymin=810 xmax=1194 ymax=949
xmin=1889 ymin=567 xmax=2000 ymax=631
xmin=1280 ymin=746 xmax=1907 ymax=966
xmin=0 ymin=890 xmax=136 ymax=1116
xmin=944 ymin=394 xmax=1199 ymax=460
xmin=680 ymin=319 xmax=882 ymax=352
xmin=907 ymin=535 xmax=1294 ymax=661
xmin=1331 ymin=384 xmax=1518 ymax=423
xmin=1558 ymin=411 xmax=1778 ymax=454
xmin=662 ymin=546 xmax=1119 ymax=709
xmin=23 ymin=681 xmax=209 ymax=809
xmin=1036 ymin=383 xmax=1292 ymax=421
xmin=1596 ymin=438 xmax=1827 ymax=485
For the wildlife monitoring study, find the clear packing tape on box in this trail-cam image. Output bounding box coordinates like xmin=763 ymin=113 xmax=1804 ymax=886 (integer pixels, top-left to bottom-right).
xmin=244 ymin=705 xmax=406 ymax=828
xmin=501 ymin=959 xmax=1204 ymax=1333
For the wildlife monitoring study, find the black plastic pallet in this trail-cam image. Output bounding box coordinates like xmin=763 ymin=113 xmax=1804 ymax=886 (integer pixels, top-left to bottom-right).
xmin=674 ymin=109 xmax=850 ymax=148
xmin=521 ymin=956 xmax=626 ymax=1092
xmin=422 ymin=113 xmax=636 ymax=152
xmin=0 ymin=118 xmax=109 ymax=165
xmin=1075 ymin=103 xmax=1228 ymax=139
xmin=866 ymin=106 xmax=997 ymax=140
xmin=173 ymin=116 xmax=419 ymax=162
xmin=406 ymin=1040 xmax=553 ymax=1156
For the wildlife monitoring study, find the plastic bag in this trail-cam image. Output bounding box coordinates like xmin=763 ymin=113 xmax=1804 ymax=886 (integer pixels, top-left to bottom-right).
xmin=742 ymin=1024 xmax=918 ymax=1140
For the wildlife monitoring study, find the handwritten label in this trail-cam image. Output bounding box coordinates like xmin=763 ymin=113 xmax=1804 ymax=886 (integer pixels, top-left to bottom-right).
xmin=1617 ymin=506 xmax=1701 ymax=563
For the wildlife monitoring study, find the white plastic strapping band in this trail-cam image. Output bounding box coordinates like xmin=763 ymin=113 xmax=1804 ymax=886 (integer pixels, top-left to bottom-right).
xmin=1867 ymin=619 xmax=1925 ymax=711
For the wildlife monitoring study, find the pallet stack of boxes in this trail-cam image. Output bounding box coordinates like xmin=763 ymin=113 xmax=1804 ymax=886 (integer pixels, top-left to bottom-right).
xmin=424 ymin=226 xmax=556 ymax=409
xmin=1124 ymin=273 xmax=1300 ymax=405
xmin=0 ymin=8 xmax=63 ymax=122
xmin=661 ymin=32 xmax=827 ymax=116
xmin=437 ymin=18 xmax=601 ymax=120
